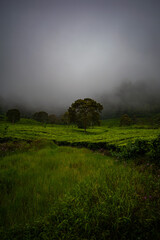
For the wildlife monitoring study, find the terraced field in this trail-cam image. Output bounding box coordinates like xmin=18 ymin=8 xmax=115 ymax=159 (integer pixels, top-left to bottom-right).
xmin=1 ymin=118 xmax=160 ymax=239
xmin=0 ymin=119 xmax=160 ymax=148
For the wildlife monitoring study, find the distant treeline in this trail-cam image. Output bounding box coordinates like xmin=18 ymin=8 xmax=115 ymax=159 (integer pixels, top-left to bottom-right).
xmin=32 ymin=111 xmax=69 ymax=125
xmin=0 ymin=109 xmax=69 ymax=125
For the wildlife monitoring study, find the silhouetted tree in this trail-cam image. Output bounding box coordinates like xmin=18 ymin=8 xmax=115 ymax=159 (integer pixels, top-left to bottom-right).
xmin=6 ymin=109 xmax=20 ymax=123
xmin=68 ymin=98 xmax=103 ymax=132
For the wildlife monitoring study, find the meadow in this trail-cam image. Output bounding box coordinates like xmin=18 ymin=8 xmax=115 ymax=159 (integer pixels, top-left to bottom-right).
xmin=0 ymin=118 xmax=160 ymax=239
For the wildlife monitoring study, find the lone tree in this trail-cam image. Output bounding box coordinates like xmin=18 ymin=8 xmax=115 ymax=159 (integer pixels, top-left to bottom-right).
xmin=6 ymin=109 xmax=20 ymax=123
xmin=68 ymin=98 xmax=103 ymax=132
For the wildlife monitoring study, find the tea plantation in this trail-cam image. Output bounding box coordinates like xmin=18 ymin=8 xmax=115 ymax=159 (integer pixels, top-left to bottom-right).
xmin=0 ymin=118 xmax=160 ymax=239
xmin=0 ymin=118 xmax=160 ymax=146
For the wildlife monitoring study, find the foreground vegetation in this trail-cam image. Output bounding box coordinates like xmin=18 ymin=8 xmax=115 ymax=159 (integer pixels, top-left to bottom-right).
xmin=0 ymin=117 xmax=160 ymax=239
xmin=0 ymin=142 xmax=160 ymax=239
xmin=1 ymin=118 xmax=160 ymax=163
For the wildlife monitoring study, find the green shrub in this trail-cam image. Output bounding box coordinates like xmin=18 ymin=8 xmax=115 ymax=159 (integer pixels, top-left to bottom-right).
xmin=148 ymin=135 xmax=160 ymax=165
xmin=112 ymin=140 xmax=149 ymax=160
xmin=120 ymin=114 xmax=132 ymax=126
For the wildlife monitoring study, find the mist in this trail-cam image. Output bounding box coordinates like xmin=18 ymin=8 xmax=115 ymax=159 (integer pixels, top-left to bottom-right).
xmin=1 ymin=0 xmax=160 ymax=115
xmin=100 ymin=79 xmax=160 ymax=117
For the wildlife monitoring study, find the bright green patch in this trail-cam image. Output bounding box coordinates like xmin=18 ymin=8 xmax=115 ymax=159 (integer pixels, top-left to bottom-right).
xmin=0 ymin=119 xmax=160 ymax=148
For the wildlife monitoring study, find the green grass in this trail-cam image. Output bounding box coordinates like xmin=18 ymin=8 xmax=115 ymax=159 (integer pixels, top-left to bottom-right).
xmin=1 ymin=118 xmax=160 ymax=239
xmin=0 ymin=144 xmax=88 ymax=228
xmin=0 ymin=118 xmax=160 ymax=148
xmin=0 ymin=143 xmax=109 ymax=228
xmin=0 ymin=144 xmax=160 ymax=239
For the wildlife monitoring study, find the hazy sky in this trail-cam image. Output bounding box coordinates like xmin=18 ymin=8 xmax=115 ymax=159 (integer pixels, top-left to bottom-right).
xmin=1 ymin=0 xmax=160 ymax=112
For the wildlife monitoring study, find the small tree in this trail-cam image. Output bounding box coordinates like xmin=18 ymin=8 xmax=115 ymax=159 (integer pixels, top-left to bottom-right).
xmin=68 ymin=98 xmax=103 ymax=132
xmin=6 ymin=109 xmax=20 ymax=123
xmin=120 ymin=114 xmax=132 ymax=126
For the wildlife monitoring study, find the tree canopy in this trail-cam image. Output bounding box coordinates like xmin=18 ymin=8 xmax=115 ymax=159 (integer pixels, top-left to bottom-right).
xmin=68 ymin=98 xmax=103 ymax=132
xmin=33 ymin=111 xmax=48 ymax=123
xmin=6 ymin=109 xmax=20 ymax=123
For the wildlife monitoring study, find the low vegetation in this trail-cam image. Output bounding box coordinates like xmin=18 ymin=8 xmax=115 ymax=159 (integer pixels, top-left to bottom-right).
xmin=1 ymin=117 xmax=160 ymax=146
xmin=0 ymin=116 xmax=160 ymax=239
xmin=1 ymin=143 xmax=160 ymax=239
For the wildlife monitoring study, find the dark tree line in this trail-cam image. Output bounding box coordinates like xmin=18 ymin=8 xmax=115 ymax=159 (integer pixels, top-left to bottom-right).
xmin=4 ymin=98 xmax=103 ymax=131
xmin=32 ymin=111 xmax=68 ymax=124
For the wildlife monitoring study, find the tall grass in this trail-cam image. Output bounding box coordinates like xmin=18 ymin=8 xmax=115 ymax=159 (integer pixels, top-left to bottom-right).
xmin=0 ymin=144 xmax=89 ymax=227
xmin=1 ymin=144 xmax=160 ymax=239
xmin=0 ymin=143 xmax=111 ymax=228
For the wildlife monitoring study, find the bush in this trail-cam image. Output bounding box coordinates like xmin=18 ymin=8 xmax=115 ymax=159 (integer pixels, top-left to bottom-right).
xmin=120 ymin=114 xmax=132 ymax=126
xmin=112 ymin=140 xmax=149 ymax=160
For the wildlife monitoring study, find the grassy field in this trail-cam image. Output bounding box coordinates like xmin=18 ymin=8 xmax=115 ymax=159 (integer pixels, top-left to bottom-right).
xmin=1 ymin=144 xmax=98 ymax=228
xmin=1 ymin=143 xmax=160 ymax=239
xmin=0 ymin=118 xmax=160 ymax=148
xmin=0 ymin=118 xmax=160 ymax=239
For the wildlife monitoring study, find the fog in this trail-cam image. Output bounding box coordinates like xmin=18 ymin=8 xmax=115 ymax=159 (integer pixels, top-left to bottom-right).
xmin=100 ymin=79 xmax=160 ymax=117
xmin=1 ymin=0 xmax=160 ymax=115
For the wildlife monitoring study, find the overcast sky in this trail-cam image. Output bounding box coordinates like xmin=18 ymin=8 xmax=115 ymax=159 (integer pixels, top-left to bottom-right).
xmin=1 ymin=0 xmax=160 ymax=112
